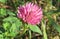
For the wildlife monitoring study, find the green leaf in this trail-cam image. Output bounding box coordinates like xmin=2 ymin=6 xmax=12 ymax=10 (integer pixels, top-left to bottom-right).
xmin=0 ymin=8 xmax=7 ymax=17
xmin=7 ymin=10 xmax=16 ymax=16
xmin=29 ymin=24 xmax=42 ymax=35
xmin=0 ymin=34 xmax=4 ymax=39
xmin=3 ymin=16 xmax=22 ymax=37
xmin=0 ymin=31 xmax=2 ymax=33
xmin=3 ymin=16 xmax=22 ymax=28
xmin=3 ymin=22 xmax=11 ymax=30
xmin=3 ymin=16 xmax=21 ymax=24
xmin=9 ymin=22 xmax=21 ymax=37
xmin=0 ymin=0 xmax=7 ymax=3
xmin=47 ymin=16 xmax=60 ymax=33
xmin=5 ymin=37 xmax=10 ymax=39
xmin=9 ymin=23 xmax=19 ymax=37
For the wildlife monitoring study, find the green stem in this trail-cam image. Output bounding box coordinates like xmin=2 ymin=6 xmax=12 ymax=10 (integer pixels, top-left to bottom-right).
xmin=29 ymin=30 xmax=31 ymax=39
xmin=42 ymin=22 xmax=48 ymax=39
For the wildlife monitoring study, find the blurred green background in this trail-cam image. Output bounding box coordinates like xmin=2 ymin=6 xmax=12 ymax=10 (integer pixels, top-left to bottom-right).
xmin=0 ymin=0 xmax=60 ymax=39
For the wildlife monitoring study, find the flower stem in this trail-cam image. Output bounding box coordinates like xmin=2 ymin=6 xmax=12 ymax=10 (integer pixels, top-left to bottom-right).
xmin=29 ymin=30 xmax=31 ymax=39
xmin=42 ymin=21 xmax=48 ymax=39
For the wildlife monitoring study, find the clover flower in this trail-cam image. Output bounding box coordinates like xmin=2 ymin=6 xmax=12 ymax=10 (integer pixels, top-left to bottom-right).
xmin=17 ymin=2 xmax=43 ymax=25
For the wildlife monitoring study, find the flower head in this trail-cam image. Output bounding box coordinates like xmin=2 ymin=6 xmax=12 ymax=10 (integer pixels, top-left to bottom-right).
xmin=17 ymin=2 xmax=43 ymax=25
